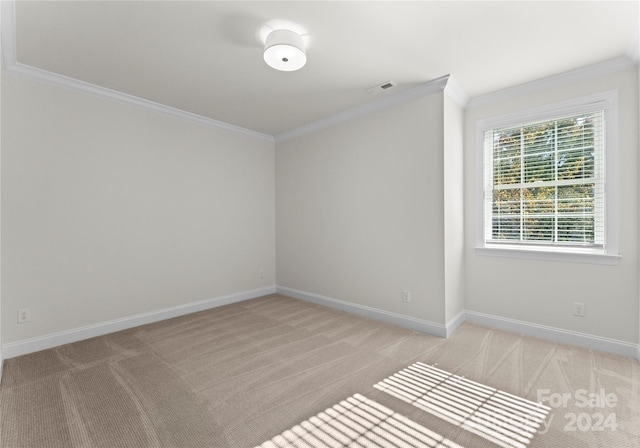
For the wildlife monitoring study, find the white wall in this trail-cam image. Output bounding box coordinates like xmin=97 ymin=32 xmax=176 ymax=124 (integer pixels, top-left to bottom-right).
xmin=276 ymin=92 xmax=448 ymax=326
xmin=464 ymin=67 xmax=639 ymax=344
xmin=1 ymin=74 xmax=275 ymax=344
xmin=0 ymin=40 xmax=3 ymax=377
xmin=443 ymin=89 xmax=464 ymax=327
xmin=1 ymin=58 xmax=637 ymax=360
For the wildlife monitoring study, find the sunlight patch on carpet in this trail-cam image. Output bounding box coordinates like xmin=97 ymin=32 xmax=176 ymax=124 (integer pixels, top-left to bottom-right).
xmin=374 ymin=362 xmax=550 ymax=448
xmin=256 ymin=393 xmax=463 ymax=448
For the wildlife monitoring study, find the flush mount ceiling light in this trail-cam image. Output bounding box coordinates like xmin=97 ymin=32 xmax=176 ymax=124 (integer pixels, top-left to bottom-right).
xmin=263 ymin=29 xmax=307 ymax=72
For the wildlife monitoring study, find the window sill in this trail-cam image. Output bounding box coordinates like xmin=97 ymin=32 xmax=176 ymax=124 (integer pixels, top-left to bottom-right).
xmin=475 ymin=245 xmax=620 ymax=265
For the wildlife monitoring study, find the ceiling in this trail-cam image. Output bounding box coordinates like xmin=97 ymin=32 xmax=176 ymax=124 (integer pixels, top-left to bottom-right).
xmin=7 ymin=1 xmax=640 ymax=136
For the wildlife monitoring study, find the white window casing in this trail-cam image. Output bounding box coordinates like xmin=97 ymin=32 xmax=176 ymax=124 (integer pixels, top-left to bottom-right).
xmin=475 ymin=91 xmax=619 ymax=265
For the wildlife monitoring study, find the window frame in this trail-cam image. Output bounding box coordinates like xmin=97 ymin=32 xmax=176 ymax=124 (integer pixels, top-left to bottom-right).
xmin=475 ymin=91 xmax=620 ymax=265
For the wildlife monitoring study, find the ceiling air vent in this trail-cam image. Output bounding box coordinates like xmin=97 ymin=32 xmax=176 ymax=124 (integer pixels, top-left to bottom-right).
xmin=367 ymin=80 xmax=397 ymax=95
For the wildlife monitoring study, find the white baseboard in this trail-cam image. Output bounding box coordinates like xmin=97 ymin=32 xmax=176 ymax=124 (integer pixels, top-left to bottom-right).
xmin=277 ymin=286 xmax=640 ymax=361
xmin=277 ymin=286 xmax=447 ymax=337
xmin=445 ymin=310 xmax=466 ymax=337
xmin=4 ymin=286 xmax=637 ymax=364
xmin=2 ymin=286 xmax=276 ymax=359
xmin=465 ymin=310 xmax=639 ymax=359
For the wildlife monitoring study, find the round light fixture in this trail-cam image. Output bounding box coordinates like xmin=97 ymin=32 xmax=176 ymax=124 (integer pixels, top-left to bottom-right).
xmin=263 ymin=29 xmax=307 ymax=72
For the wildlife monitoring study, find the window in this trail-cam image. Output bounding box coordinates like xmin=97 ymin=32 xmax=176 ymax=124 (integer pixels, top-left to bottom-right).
xmin=476 ymin=91 xmax=619 ymax=264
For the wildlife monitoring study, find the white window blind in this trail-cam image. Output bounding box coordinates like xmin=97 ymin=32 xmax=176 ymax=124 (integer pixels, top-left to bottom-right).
xmin=483 ymin=110 xmax=605 ymax=248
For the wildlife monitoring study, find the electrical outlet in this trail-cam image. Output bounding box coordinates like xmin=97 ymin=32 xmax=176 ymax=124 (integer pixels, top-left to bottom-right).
xmin=402 ymin=290 xmax=411 ymax=304
xmin=17 ymin=308 xmax=31 ymax=324
xmin=573 ymin=302 xmax=585 ymax=317
xmin=259 ymin=269 xmax=265 ymax=280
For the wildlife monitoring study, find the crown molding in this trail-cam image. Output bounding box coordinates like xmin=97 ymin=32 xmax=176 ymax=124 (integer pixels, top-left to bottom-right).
xmin=467 ymin=56 xmax=637 ymax=109
xmin=276 ymin=74 xmax=451 ymax=143
xmin=443 ymin=74 xmax=468 ymax=108
xmin=8 ymin=62 xmax=275 ymax=141
xmin=2 ymin=0 xmax=451 ymax=145
xmin=0 ymin=1 xmax=273 ymax=142
xmin=1 ymin=0 xmax=454 ymax=144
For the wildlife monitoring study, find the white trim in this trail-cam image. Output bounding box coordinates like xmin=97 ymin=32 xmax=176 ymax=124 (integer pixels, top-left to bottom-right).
xmin=475 ymin=247 xmax=620 ymax=265
xmin=276 ymin=286 xmax=447 ymax=338
xmin=275 ymin=75 xmax=451 ymax=143
xmin=445 ymin=310 xmax=466 ymax=338
xmin=0 ymin=1 xmax=272 ymax=143
xmin=5 ymin=63 xmax=274 ymax=142
xmin=1 ymin=286 xmax=276 ymax=359
xmin=2 ymin=0 xmax=451 ymax=144
xmin=467 ymin=57 xmax=636 ymax=109
xmin=5 ymin=286 xmax=636 ymax=362
xmin=475 ymin=90 xmax=620 ymax=263
xmin=465 ymin=310 xmax=639 ymax=359
xmin=443 ymin=75 xmax=469 ymax=109
xmin=276 ymin=287 xmax=639 ymax=359
xmin=476 ymin=90 xmax=618 ymax=131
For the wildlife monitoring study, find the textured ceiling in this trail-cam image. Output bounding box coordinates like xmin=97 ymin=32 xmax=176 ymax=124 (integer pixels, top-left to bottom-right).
xmin=9 ymin=1 xmax=640 ymax=136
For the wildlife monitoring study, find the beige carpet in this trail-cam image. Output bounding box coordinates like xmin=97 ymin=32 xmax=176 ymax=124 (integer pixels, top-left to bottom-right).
xmin=1 ymin=294 xmax=638 ymax=448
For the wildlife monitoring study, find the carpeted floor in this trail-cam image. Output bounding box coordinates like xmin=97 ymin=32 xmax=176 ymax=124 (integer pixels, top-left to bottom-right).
xmin=1 ymin=294 xmax=638 ymax=447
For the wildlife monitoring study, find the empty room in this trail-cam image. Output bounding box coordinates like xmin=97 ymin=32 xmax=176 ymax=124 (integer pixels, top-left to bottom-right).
xmin=0 ymin=1 xmax=639 ymax=447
